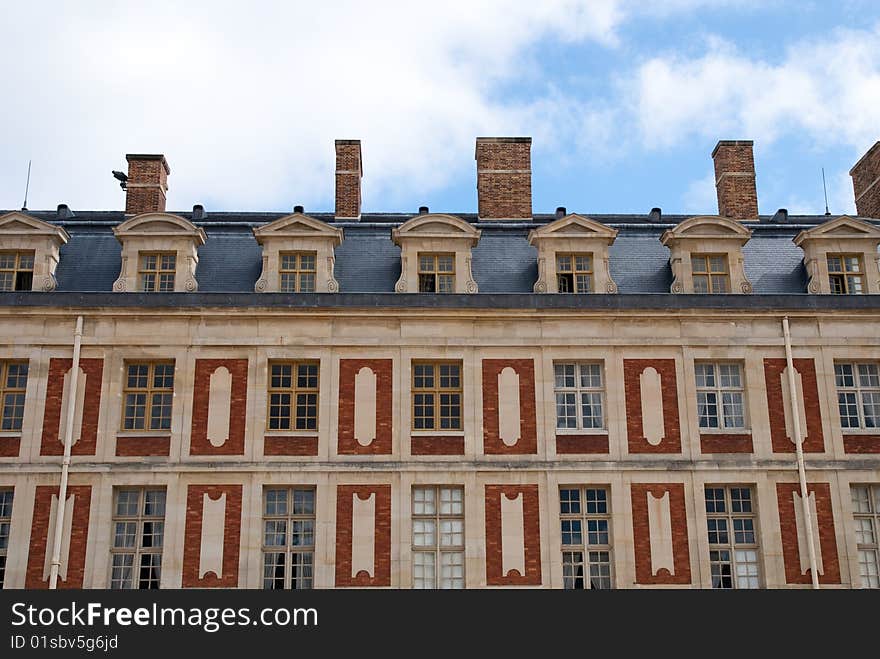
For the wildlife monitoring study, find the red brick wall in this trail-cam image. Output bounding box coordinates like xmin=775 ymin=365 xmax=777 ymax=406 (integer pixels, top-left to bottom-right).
xmin=555 ymin=434 xmax=609 ymax=454
xmin=485 ymin=484 xmax=542 ymax=586
xmin=335 ymin=140 xmax=362 ymax=219
xmin=410 ymin=436 xmax=464 ymax=455
xmin=699 ymin=433 xmax=754 ymax=454
xmin=335 ymin=485 xmax=391 ymax=587
xmin=337 ymin=359 xmax=392 ymax=455
xmin=115 ymin=435 xmax=170 ymax=457
xmin=26 ymin=485 xmax=91 ymax=589
xmin=712 ymin=140 xmax=758 ymax=219
xmin=624 ymin=359 xmax=681 ymax=454
xmin=475 ymin=138 xmax=532 ymax=219
xmin=125 ymin=154 xmax=169 ymax=215
xmin=189 ymin=359 xmax=249 ymax=456
xmin=763 ymin=358 xmax=825 ymax=453
xmin=181 ymin=484 xmax=243 ymax=588
xmin=264 ymin=436 xmax=319 ymax=456
xmin=850 ymin=141 xmax=880 ymax=218
xmin=0 ymin=436 xmax=20 ymax=457
xmin=41 ymin=358 xmax=103 ymax=457
xmin=842 ymin=434 xmax=880 ymax=454
xmin=482 ymin=359 xmax=537 ymax=455
xmin=630 ymin=483 xmax=691 ymax=585
xmin=776 ymin=482 xmax=841 ymax=585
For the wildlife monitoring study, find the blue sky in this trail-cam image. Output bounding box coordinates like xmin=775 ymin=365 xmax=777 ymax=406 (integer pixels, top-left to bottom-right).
xmin=2 ymin=1 xmax=880 ymax=216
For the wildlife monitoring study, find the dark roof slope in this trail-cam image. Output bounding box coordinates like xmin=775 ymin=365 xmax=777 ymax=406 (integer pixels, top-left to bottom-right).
xmin=2 ymin=209 xmax=878 ymax=295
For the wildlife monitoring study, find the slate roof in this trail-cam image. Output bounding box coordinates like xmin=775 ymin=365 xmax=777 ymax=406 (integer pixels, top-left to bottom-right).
xmin=1 ymin=209 xmax=878 ymax=296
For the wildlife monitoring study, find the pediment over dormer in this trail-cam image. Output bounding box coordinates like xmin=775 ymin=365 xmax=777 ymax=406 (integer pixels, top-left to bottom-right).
xmin=528 ymin=214 xmax=618 ymax=245
xmin=0 ymin=212 xmax=69 ymax=243
xmin=253 ymin=213 xmax=343 ymax=245
xmin=793 ymin=215 xmax=880 ymax=246
xmin=660 ymin=216 xmax=752 ymax=245
xmin=392 ymin=213 xmax=481 ymax=246
xmin=113 ymin=212 xmax=206 ymax=244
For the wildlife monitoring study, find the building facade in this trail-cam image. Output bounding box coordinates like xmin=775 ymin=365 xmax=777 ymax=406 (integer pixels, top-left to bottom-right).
xmin=0 ymin=137 xmax=879 ymax=589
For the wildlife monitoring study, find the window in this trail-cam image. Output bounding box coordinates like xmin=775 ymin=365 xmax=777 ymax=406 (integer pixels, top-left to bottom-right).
xmin=0 ymin=489 xmax=11 ymax=588
xmin=122 ymin=362 xmax=174 ymax=431
xmin=267 ymin=361 xmax=319 ymax=431
xmin=827 ymin=254 xmax=864 ymax=295
xmin=279 ymin=251 xmax=316 ymax=293
xmin=0 ymin=251 xmax=34 ymax=291
xmin=138 ymin=252 xmax=176 ymax=292
xmin=412 ymin=486 xmax=464 ymax=589
xmin=110 ymin=488 xmax=165 ymax=589
xmin=262 ymin=487 xmax=315 ymax=589
xmin=691 ymin=254 xmax=729 ymax=293
xmin=852 ymin=485 xmax=880 ymax=588
xmin=836 ymin=363 xmax=880 ymax=430
xmin=554 ymin=362 xmax=604 ymax=430
xmin=412 ymin=362 xmax=462 ymax=430
xmin=0 ymin=361 xmax=28 ymax=431
xmin=695 ymin=363 xmax=746 ymax=430
xmin=418 ymin=253 xmax=455 ymax=293
xmin=559 ymin=487 xmax=613 ymax=589
xmin=704 ymin=486 xmax=760 ymax=589
xmin=556 ymin=253 xmax=593 ymax=293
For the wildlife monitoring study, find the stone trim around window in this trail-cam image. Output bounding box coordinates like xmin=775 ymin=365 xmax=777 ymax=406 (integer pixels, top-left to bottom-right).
xmin=0 ymin=212 xmax=69 ymax=292
xmin=793 ymin=215 xmax=880 ymax=294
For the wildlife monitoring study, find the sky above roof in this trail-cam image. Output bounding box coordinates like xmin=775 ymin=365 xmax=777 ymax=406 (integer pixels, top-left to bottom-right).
xmin=2 ymin=1 xmax=880 ymax=217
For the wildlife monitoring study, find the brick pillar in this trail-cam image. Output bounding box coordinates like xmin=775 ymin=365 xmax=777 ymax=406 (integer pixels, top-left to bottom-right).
xmin=712 ymin=140 xmax=758 ymax=220
xmin=850 ymin=141 xmax=880 ymax=218
xmin=475 ymin=137 xmax=532 ymax=219
xmin=335 ymin=140 xmax=362 ymax=219
xmin=125 ymin=154 xmax=170 ymax=215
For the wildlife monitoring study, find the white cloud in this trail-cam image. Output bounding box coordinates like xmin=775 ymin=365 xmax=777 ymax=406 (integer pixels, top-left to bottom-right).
xmin=682 ymin=169 xmax=717 ymax=213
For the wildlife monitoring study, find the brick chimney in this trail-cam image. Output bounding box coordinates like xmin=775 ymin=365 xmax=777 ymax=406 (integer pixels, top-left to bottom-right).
xmin=125 ymin=154 xmax=170 ymax=215
xmin=475 ymin=137 xmax=532 ymax=220
xmin=850 ymin=141 xmax=880 ymax=218
xmin=335 ymin=140 xmax=362 ymax=219
xmin=712 ymin=140 xmax=758 ymax=220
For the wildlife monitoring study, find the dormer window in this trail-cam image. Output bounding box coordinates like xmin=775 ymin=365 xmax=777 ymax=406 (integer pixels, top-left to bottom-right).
xmin=138 ymin=252 xmax=176 ymax=292
xmin=556 ymin=253 xmax=593 ymax=293
xmin=793 ymin=216 xmax=880 ymax=295
xmin=418 ymin=253 xmax=455 ymax=293
xmin=0 ymin=251 xmax=35 ymax=291
xmin=827 ymin=254 xmax=864 ymax=295
xmin=279 ymin=251 xmax=317 ymax=293
xmin=528 ymin=214 xmax=617 ymax=294
xmin=691 ymin=254 xmax=729 ymax=293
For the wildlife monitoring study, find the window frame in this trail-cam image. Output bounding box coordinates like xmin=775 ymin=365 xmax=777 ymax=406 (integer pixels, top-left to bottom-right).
xmin=691 ymin=253 xmax=730 ymax=294
xmin=0 ymin=361 xmax=28 ymax=432
xmin=266 ymin=360 xmax=320 ymax=432
xmin=261 ymin=486 xmax=316 ymax=590
xmin=0 ymin=489 xmax=12 ymax=588
xmin=0 ymin=250 xmax=35 ymax=291
xmin=851 ymin=484 xmax=880 ymax=589
xmin=109 ymin=487 xmax=166 ymax=590
xmin=417 ymin=252 xmax=456 ymax=293
xmin=827 ymin=253 xmax=865 ymax=295
xmin=279 ymin=251 xmax=317 ymax=293
xmin=553 ymin=361 xmax=605 ymax=431
xmin=411 ymin=360 xmax=463 ymax=431
xmin=120 ymin=361 xmax=175 ymax=432
xmin=559 ymin=486 xmax=614 ymax=590
xmin=411 ymin=485 xmax=465 ymax=589
xmin=694 ymin=361 xmax=748 ymax=432
xmin=555 ymin=252 xmax=594 ymax=294
xmin=704 ymin=485 xmax=762 ymax=589
xmin=137 ymin=251 xmax=177 ymax=293
xmin=835 ymin=362 xmax=880 ymax=431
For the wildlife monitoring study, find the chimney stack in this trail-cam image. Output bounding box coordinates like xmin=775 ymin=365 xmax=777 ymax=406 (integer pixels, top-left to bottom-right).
xmin=125 ymin=154 xmax=170 ymax=215
xmin=475 ymin=137 xmax=532 ymax=220
xmin=335 ymin=140 xmax=362 ymax=220
xmin=712 ymin=140 xmax=758 ymax=220
xmin=850 ymin=141 xmax=880 ymax=218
